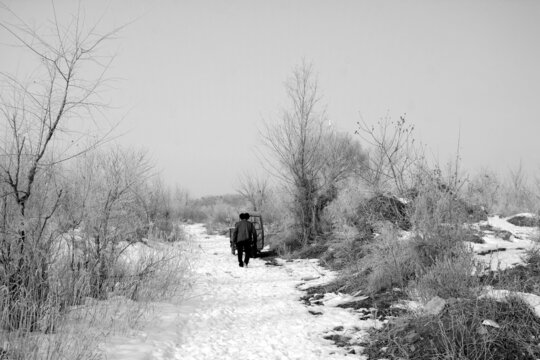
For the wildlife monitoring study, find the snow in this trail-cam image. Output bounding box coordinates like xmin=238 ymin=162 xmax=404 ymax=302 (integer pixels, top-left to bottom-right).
xmin=102 ymin=224 xmax=379 ymax=359
xmin=487 ymin=215 xmax=539 ymax=240
xmin=468 ymin=216 xmax=539 ymax=271
xmin=391 ymin=300 xmax=423 ymax=312
xmin=471 ymin=234 xmax=535 ymax=270
xmin=99 ymin=214 xmax=540 ymax=359
xmin=320 ymin=293 xmax=370 ymax=307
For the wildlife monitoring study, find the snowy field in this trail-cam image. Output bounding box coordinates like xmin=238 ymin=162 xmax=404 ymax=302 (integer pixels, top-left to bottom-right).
xmin=101 ymin=216 xmax=539 ymax=360
xmin=103 ymin=224 xmax=378 ymax=360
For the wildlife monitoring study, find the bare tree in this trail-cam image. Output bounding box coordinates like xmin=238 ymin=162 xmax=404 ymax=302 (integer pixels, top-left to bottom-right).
xmin=356 ymin=114 xmax=418 ymax=195
xmin=262 ymin=62 xmax=366 ymax=242
xmin=143 ymin=176 xmax=172 ymax=223
xmin=236 ymin=172 xmax=270 ymax=212
xmin=505 ymin=161 xmax=537 ymax=213
xmin=0 ymin=7 xmax=121 ymax=329
xmin=465 ymin=168 xmax=501 ymax=213
xmin=57 ymin=147 xmax=152 ymax=298
xmin=173 ymin=185 xmax=190 ymax=208
xmin=262 ymin=63 xmax=324 ymax=242
xmin=83 ymin=147 xmax=152 ymax=298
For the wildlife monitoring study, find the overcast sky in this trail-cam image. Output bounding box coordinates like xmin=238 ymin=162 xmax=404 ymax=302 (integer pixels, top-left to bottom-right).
xmin=1 ymin=0 xmax=540 ymax=197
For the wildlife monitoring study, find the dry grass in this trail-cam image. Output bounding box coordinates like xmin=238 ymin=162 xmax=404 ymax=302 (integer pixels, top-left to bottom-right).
xmin=364 ymin=296 xmax=540 ymax=360
xmin=0 ymin=282 xmax=112 ymax=360
xmin=356 ymin=170 xmax=540 ymax=359
xmin=409 ymin=253 xmax=480 ymax=301
xmin=326 ymin=168 xmax=488 ymax=300
xmin=0 ymin=226 xmax=193 ymax=359
xmin=319 ymin=225 xmax=367 ymax=270
xmin=266 ymin=224 xmax=305 ymax=256
xmin=148 ymin=221 xmax=188 ymax=242
xmin=351 ymin=225 xmax=477 ymax=296
xmin=361 ymin=225 xmax=417 ymax=293
xmin=114 ymin=239 xmax=193 ymax=302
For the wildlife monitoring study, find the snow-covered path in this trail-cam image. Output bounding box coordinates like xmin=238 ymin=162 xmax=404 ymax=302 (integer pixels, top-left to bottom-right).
xmin=105 ymin=224 xmax=371 ymax=360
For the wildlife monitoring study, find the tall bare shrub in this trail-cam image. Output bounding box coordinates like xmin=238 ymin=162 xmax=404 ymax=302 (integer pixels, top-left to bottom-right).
xmin=58 ymin=147 xmax=152 ymax=299
xmin=236 ymin=172 xmax=271 ymax=213
xmin=356 ymin=115 xmax=418 ymax=195
xmin=465 ymin=168 xmax=501 ymax=214
xmin=0 ymin=8 xmax=119 ymax=330
xmin=262 ymin=62 xmax=366 ymax=242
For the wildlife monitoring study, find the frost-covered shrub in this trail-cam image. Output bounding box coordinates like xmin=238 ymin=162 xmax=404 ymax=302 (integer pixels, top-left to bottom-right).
xmin=361 ymin=225 xmax=417 ymax=293
xmin=324 ymin=180 xmax=371 ymax=227
xmin=177 ymin=206 xmax=208 ymax=223
xmin=211 ymin=202 xmax=235 ymax=224
xmin=320 ymin=225 xmax=367 ymax=270
xmin=267 ymin=223 xmax=304 ymax=256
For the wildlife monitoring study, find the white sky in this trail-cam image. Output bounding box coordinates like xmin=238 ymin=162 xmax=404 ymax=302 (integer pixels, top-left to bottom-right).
xmin=1 ymin=0 xmax=540 ymax=197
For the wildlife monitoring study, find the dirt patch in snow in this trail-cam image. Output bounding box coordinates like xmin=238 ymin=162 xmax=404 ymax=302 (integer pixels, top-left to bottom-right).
xmin=336 ymin=290 xmax=408 ymax=319
xmin=263 ymin=257 xmax=282 ymax=266
xmin=301 ymin=287 xmax=408 ymax=321
xmin=507 ymin=214 xmax=539 ymax=227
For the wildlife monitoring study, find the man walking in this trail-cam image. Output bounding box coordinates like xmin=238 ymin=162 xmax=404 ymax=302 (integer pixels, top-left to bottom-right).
xmin=232 ymin=212 xmax=257 ymax=267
